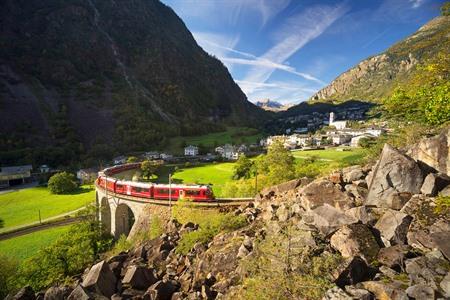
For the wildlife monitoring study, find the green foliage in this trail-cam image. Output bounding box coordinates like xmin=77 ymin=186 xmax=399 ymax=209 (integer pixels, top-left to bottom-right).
xmin=108 ymin=235 xmax=132 ymax=257
xmin=47 ymin=172 xmax=78 ymax=194
xmin=0 ymin=255 xmax=18 ymax=299
xmin=435 ymin=195 xmax=450 ymax=214
xmin=127 ymin=156 xmax=138 ymax=163
xmin=233 ymin=154 xmax=254 ymax=179
xmin=16 ymin=207 xmax=112 ymax=291
xmin=441 ymin=2 xmax=450 ymax=16
xmin=141 ymin=160 xmax=160 ymax=179
xmin=358 ymin=136 xmax=377 ymax=148
xmin=174 ymin=200 xmax=247 ymax=254
xmin=260 ymin=141 xmax=296 ymax=185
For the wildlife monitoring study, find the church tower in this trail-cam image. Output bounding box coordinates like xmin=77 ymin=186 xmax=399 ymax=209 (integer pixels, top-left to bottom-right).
xmin=329 ymin=112 xmax=335 ymax=125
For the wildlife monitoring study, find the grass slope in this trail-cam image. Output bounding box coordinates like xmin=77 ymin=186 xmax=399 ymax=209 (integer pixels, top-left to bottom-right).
xmin=0 ymin=225 xmax=71 ymax=260
xmin=172 ymin=163 xmax=235 ymax=197
xmin=0 ymin=186 xmax=94 ymax=231
xmin=292 ymin=148 xmax=366 ymax=164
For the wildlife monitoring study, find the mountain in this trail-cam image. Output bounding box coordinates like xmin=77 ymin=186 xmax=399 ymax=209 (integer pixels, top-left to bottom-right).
xmin=310 ymin=15 xmax=450 ymax=103
xmin=0 ymin=0 xmax=266 ymax=166
xmin=255 ymin=99 xmax=293 ymax=112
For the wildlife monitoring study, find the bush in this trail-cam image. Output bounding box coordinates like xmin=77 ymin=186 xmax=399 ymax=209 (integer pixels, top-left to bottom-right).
xmin=47 ymin=172 xmax=78 ymax=194
xmin=0 ymin=255 xmax=18 ymax=299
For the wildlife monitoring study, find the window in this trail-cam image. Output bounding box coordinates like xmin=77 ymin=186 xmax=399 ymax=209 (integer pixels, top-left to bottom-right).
xmin=133 ymin=186 xmax=149 ymax=193
xmin=185 ymin=189 xmax=201 ymax=196
xmin=156 ymin=189 xmax=170 ymax=195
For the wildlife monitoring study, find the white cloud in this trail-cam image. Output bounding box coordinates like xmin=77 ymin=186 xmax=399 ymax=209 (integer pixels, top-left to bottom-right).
xmin=243 ymin=3 xmax=349 ymax=93
xmin=410 ymin=0 xmax=426 ymax=9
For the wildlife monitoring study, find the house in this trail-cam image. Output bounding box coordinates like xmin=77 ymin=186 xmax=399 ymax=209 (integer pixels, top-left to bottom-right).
xmin=184 ymin=145 xmax=199 ymax=156
xmin=160 ymin=153 xmax=173 ymax=160
xmin=215 ymin=146 xmax=225 ymax=155
xmin=77 ymin=168 xmax=99 ymax=184
xmin=39 ymin=165 xmax=50 ymax=173
xmin=329 ymin=112 xmax=347 ymax=130
xmin=365 ymin=127 xmax=386 ymax=137
xmin=144 ymin=151 xmax=160 ymax=160
xmin=331 ymin=134 xmax=352 ymax=145
xmin=222 ymin=144 xmax=238 ymax=160
xmin=0 ymin=165 xmax=33 ymax=188
xmin=351 ymin=133 xmax=376 ymax=147
xmin=237 ymin=144 xmax=248 ymax=153
xmin=113 ymin=155 xmax=127 ymax=165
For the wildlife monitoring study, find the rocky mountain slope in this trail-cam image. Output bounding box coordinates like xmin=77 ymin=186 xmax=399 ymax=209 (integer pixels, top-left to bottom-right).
xmin=0 ymin=0 xmax=266 ymax=164
xmin=310 ymin=15 xmax=450 ymax=103
xmin=255 ymin=99 xmax=292 ymax=112
xmin=12 ymin=127 xmax=450 ymax=299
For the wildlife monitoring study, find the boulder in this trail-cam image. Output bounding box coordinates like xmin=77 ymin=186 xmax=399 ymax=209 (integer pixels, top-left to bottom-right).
xmin=405 ymin=252 xmax=448 ymax=290
xmin=430 ymin=231 xmax=450 ymax=260
xmin=122 ymin=265 xmax=157 ymax=290
xmin=406 ymin=284 xmax=435 ymax=300
xmin=366 ymin=144 xmax=423 ymax=208
xmin=275 ymin=204 xmax=290 ymax=222
xmin=330 ymin=224 xmax=380 ymax=262
xmin=342 ymin=165 xmax=365 ymax=183
xmin=377 ymin=245 xmax=411 ymax=269
xmin=440 ymin=184 xmax=450 ymax=196
xmin=300 ymin=179 xmax=354 ymax=211
xmin=359 ymin=281 xmax=408 ymax=300
xmin=374 ymin=210 xmax=412 ymax=246
xmin=332 ymin=256 xmax=375 ymax=287
xmin=329 ymin=171 xmax=343 ymax=184
xmin=44 ymin=286 xmax=72 ymax=300
xmin=82 ymin=260 xmax=117 ymax=298
xmin=407 ymin=127 xmax=450 ymax=176
xmin=344 ymin=184 xmax=368 ymax=205
xmin=322 ymin=286 xmax=352 ymax=300
xmin=302 ymin=204 xmax=358 ymax=236
xmin=421 ymin=173 xmax=450 ymax=196
xmin=440 ymin=272 xmax=450 ymax=298
xmin=344 ymin=286 xmax=374 ymax=300
xmin=67 ymin=285 xmax=92 ymax=300
xmin=345 ymin=206 xmax=379 ymax=226
xmin=11 ymin=286 xmax=35 ymax=300
xmin=385 ymin=192 xmax=413 ymax=210
xmin=145 ymin=280 xmax=179 ymax=300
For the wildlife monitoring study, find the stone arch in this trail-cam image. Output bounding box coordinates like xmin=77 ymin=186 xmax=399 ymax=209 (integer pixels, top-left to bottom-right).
xmin=115 ymin=203 xmax=135 ymax=238
xmin=100 ymin=197 xmax=111 ymax=233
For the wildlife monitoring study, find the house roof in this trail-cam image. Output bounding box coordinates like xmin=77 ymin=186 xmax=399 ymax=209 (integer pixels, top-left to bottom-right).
xmin=0 ymin=165 xmax=32 ymax=175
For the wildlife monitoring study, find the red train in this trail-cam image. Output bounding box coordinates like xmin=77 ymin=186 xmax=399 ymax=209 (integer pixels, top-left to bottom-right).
xmin=96 ymin=163 xmax=214 ymax=201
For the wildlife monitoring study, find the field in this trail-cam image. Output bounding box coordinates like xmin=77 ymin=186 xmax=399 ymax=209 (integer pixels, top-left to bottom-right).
xmin=0 ymin=225 xmax=71 ymax=260
xmin=292 ymin=148 xmax=366 ymax=164
xmin=165 ymin=127 xmax=262 ymax=154
xmin=0 ymin=186 xmax=95 ymax=231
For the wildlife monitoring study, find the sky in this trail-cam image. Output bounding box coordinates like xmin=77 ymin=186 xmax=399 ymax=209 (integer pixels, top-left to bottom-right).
xmin=162 ymin=0 xmax=444 ymax=105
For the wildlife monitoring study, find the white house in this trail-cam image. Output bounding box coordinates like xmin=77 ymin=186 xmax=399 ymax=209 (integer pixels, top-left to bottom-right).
xmin=222 ymin=144 xmax=238 ymax=160
xmin=113 ymin=155 xmax=127 ymax=165
xmin=39 ymin=165 xmax=50 ymax=173
xmin=184 ymin=145 xmax=199 ymax=156
xmin=331 ymin=134 xmax=352 ymax=145
xmin=144 ymin=151 xmax=160 ymax=160
xmin=160 ymin=153 xmax=173 ymax=160
xmin=77 ymin=168 xmax=99 ymax=184
xmin=365 ymin=127 xmax=385 ymax=137
xmin=329 ymin=112 xmax=347 ymax=130
xmin=215 ymin=146 xmax=225 ymax=155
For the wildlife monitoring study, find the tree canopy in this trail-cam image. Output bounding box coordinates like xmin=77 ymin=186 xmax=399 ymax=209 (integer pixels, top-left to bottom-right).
xmin=47 ymin=172 xmax=78 ymax=194
xmin=233 ymin=154 xmax=254 ymax=179
xmin=141 ymin=160 xmax=161 ymax=179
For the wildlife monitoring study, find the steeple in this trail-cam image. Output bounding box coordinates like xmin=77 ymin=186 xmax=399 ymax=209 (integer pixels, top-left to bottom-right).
xmin=329 ymin=112 xmax=335 ymax=125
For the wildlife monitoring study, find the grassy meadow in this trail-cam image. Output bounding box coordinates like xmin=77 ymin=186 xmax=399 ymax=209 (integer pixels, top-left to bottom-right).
xmin=0 ymin=186 xmax=94 ymax=231
xmin=292 ymin=148 xmax=366 ymax=164
xmin=0 ymin=225 xmax=72 ymax=260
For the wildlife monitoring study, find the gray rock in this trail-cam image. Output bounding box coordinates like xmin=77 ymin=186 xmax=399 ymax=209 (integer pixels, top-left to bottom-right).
xmin=82 ymin=260 xmax=117 ymax=298
xmin=300 ymin=179 xmax=354 ymax=211
xmin=332 ymin=256 xmax=375 ymax=287
xmin=360 ymin=281 xmax=408 ymax=300
xmin=374 ymin=209 xmax=412 ymax=246
xmin=344 ymin=286 xmax=373 ymax=300
xmin=440 ymin=184 xmax=450 ymax=196
xmin=330 ymin=224 xmax=380 ymax=262
xmin=406 ymin=284 xmax=435 ymax=300
xmin=236 ymin=244 xmax=250 ymax=258
xmin=302 ymin=204 xmax=358 ymax=236
xmin=386 ymin=192 xmax=413 ymax=210
xmin=322 ymin=286 xmax=352 ymax=299
xmin=407 ymin=127 xmax=450 ymax=176
xmin=420 ymin=173 xmax=450 ymax=196
xmin=440 ymin=272 xmax=450 ymax=298
xmin=145 ymin=280 xmax=179 ymax=300
xmin=11 ymin=286 xmax=35 ymax=300
xmin=122 ymin=265 xmax=157 ymax=290
xmin=275 ymin=204 xmax=290 ymax=222
xmin=430 ymin=231 xmax=450 ymax=260
xmin=44 ymin=287 xmax=72 ymax=300
xmin=342 ymin=165 xmax=365 ymax=183
xmin=377 ymin=245 xmax=411 ymax=269
xmin=366 ymin=144 xmax=424 ymax=208
xmin=67 ymin=285 xmax=92 ymax=300
xmin=345 ymin=206 xmax=378 ymax=226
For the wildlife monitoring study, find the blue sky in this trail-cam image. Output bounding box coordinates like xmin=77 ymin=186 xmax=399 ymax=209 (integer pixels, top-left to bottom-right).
xmin=162 ymin=0 xmax=444 ymax=104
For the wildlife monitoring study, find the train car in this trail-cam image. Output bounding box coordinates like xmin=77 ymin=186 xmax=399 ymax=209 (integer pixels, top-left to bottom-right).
xmin=153 ymin=184 xmax=214 ymax=201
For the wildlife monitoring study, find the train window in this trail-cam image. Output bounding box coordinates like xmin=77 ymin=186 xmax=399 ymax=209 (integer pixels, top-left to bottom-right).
xmin=156 ymin=189 xmax=170 ymax=194
xmin=185 ymin=190 xmax=201 ymax=196
xmin=133 ymin=187 xmax=149 ymax=193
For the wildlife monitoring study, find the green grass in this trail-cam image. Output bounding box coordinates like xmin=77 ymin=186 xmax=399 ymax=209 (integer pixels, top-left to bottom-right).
xmin=171 ymin=163 xmax=235 ymax=197
xmin=0 ymin=186 xmax=94 ymax=231
xmin=165 ymin=127 xmax=262 ymax=154
xmin=292 ymin=148 xmax=367 ymax=165
xmin=0 ymin=225 xmax=72 ymax=260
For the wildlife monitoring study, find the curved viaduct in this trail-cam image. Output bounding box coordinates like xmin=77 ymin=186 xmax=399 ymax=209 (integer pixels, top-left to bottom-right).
xmin=95 ymin=184 xmax=252 ymax=239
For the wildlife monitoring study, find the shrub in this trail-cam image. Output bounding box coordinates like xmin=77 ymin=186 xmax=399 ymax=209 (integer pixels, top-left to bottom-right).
xmin=0 ymin=255 xmax=18 ymax=299
xmin=436 ymin=195 xmax=450 ymax=214
xmin=47 ymin=172 xmax=78 ymax=194
xmin=108 ymin=235 xmax=132 ymax=256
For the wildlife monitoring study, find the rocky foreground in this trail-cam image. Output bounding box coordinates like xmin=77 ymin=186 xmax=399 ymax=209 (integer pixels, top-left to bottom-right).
xmin=9 ymin=128 xmax=450 ymax=300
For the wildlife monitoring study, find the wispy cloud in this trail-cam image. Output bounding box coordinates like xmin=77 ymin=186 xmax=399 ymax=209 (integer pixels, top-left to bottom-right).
xmin=410 ymin=0 xmax=426 ymax=9
xmin=243 ymin=3 xmax=349 ymax=93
